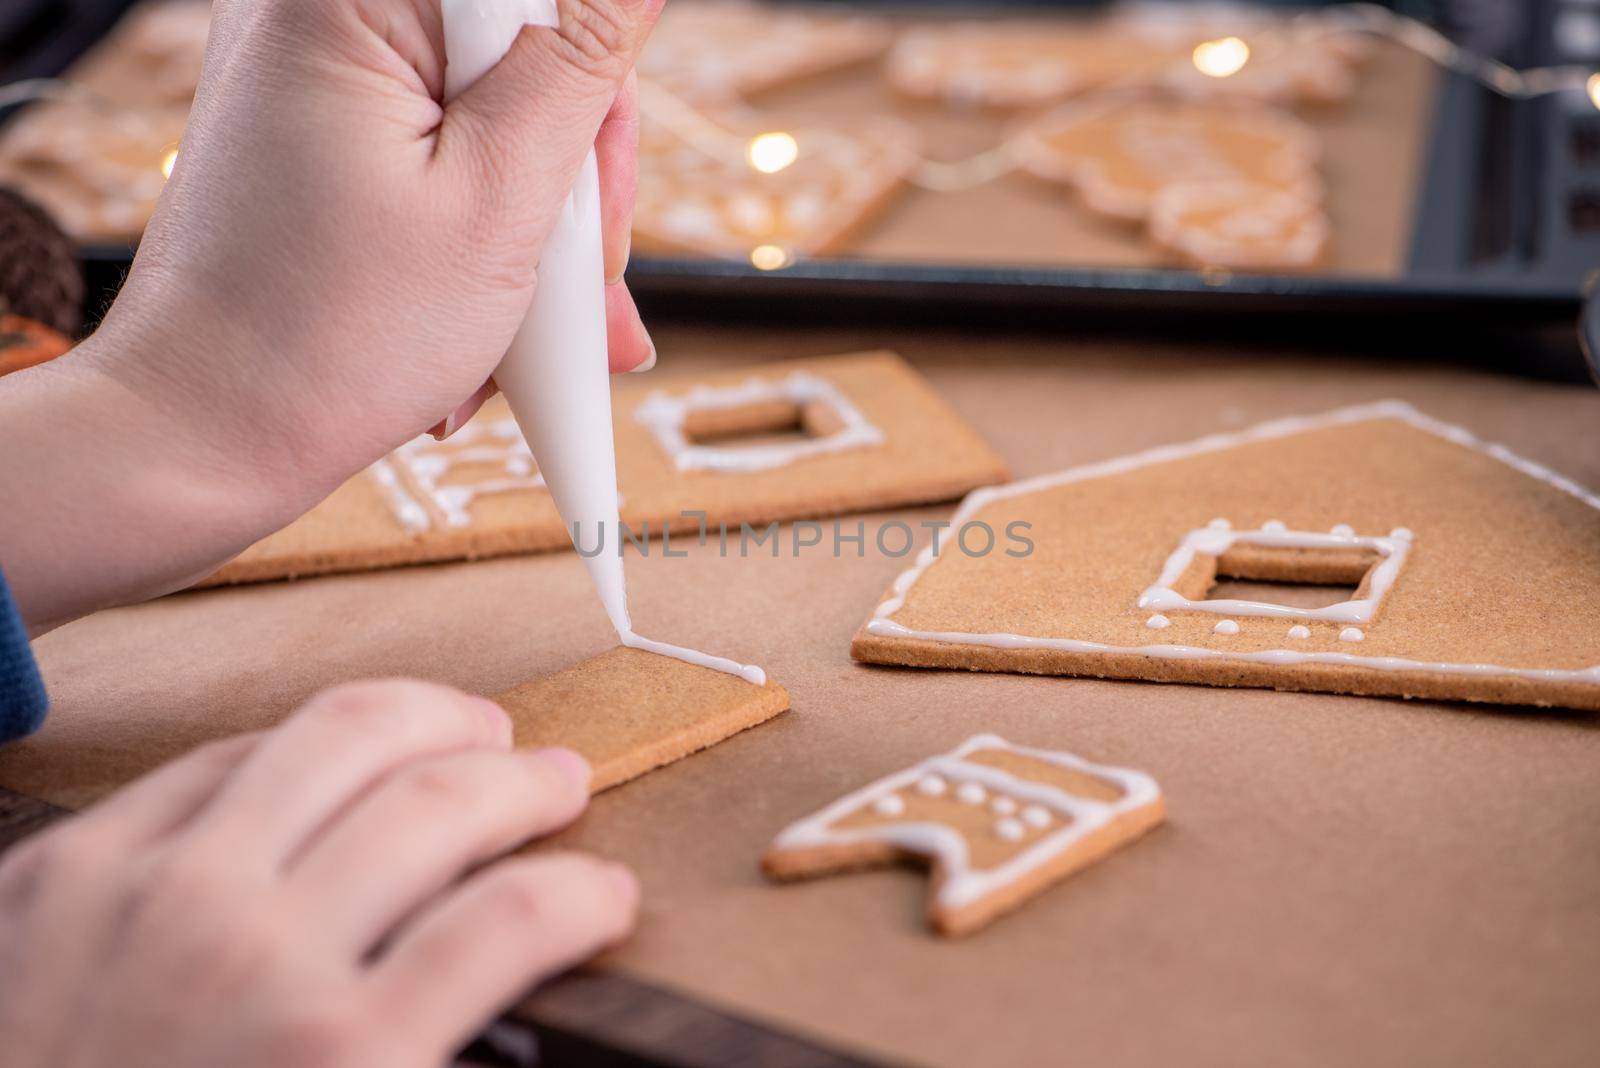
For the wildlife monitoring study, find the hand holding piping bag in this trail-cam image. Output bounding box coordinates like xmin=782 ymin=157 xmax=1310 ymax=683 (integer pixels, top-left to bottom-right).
xmin=1 ymin=0 xmax=663 ymax=629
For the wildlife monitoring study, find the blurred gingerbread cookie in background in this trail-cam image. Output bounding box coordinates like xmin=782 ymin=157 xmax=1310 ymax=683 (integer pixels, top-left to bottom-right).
xmin=0 ymin=187 xmax=82 ymax=377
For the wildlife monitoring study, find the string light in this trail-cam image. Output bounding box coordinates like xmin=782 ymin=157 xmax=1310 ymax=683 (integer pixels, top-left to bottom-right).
xmin=1192 ymin=36 xmax=1250 ymax=79
xmin=1589 ymin=73 xmax=1600 ymax=112
xmin=749 ymin=244 xmax=793 ymax=270
xmin=746 ymin=130 xmax=799 ymax=174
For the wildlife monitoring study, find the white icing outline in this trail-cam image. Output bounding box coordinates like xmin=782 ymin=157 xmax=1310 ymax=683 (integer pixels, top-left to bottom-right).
xmin=633 ymin=371 xmax=885 ymax=473
xmin=865 ymin=400 xmax=1600 ymax=689
xmin=368 ymin=417 xmax=548 ymax=532
xmin=769 ymin=734 xmax=1161 ymax=911
xmin=1139 ymin=525 xmax=1408 ymax=623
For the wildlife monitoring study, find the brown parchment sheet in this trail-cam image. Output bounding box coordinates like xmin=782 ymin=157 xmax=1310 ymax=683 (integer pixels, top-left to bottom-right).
xmin=4 ymin=326 xmax=1599 ymax=1067
xmin=652 ymin=31 xmax=1437 ymax=277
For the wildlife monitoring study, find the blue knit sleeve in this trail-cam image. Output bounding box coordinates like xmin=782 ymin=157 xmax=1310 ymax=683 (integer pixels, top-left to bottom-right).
xmin=0 ymin=565 xmax=47 ymax=742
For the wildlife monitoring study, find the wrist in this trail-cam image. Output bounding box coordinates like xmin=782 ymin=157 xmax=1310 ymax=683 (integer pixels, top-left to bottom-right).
xmin=0 ymin=334 xmax=301 ymax=631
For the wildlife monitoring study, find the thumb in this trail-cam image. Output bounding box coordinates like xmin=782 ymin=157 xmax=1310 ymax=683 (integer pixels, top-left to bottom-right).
xmin=437 ymin=0 xmax=661 ymax=233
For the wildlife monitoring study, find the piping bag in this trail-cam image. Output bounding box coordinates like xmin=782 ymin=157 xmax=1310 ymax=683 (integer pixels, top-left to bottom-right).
xmin=442 ymin=0 xmax=765 ymax=685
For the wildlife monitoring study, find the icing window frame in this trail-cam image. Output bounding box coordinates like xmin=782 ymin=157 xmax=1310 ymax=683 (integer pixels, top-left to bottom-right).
xmin=634 ymin=371 xmax=886 ymax=473
xmin=1137 ymin=523 xmax=1412 ymax=624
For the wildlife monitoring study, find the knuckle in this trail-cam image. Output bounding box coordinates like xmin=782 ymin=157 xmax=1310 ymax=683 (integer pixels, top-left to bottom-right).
xmin=303 ymin=679 xmax=461 ymax=739
xmin=554 ymin=0 xmax=636 ymax=80
xmin=484 ymin=866 xmax=553 ymax=926
xmin=393 ymin=763 xmax=479 ymax=813
xmin=0 ymin=823 xmax=107 ymax=894
xmin=265 ymin=998 xmax=367 ymax=1067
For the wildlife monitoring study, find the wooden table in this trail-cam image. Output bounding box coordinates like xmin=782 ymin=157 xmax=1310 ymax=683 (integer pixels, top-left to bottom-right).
xmin=3 ymin=319 xmax=1598 ymax=1067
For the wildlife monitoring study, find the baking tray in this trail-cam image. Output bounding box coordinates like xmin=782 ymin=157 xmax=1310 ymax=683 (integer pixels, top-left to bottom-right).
xmin=3 ymin=1 xmax=1594 ymax=355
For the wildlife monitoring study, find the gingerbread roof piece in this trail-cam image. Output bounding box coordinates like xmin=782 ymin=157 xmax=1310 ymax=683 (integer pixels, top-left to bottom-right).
xmin=853 ymin=401 xmax=1600 ymax=711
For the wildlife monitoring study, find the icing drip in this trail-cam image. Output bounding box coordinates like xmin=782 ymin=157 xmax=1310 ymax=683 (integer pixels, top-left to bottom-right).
xmin=1261 ymin=519 xmax=1287 ymax=532
xmin=1146 ymin=614 xmax=1171 ymax=629
xmin=864 ymin=401 xmax=1600 ymax=688
xmin=1287 ymin=625 xmax=1311 ymax=640
xmin=991 ymin=796 xmax=1018 ymax=815
xmin=634 ymin=371 xmax=885 ymax=473
xmin=874 ymin=794 xmax=906 ymax=817
xmin=1339 ymin=627 xmax=1365 ymax=643
xmin=955 ymin=782 xmax=987 ymax=805
xmin=1330 ymin=523 xmax=1354 ymax=537
xmin=1214 ymin=619 xmax=1240 ymax=635
xmin=620 ymin=631 xmax=766 ymax=686
xmin=770 ymin=735 xmax=1159 ymax=911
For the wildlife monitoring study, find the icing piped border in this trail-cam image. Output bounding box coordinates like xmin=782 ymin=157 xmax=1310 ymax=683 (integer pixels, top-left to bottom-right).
xmin=865 ymin=400 xmax=1600 ymax=687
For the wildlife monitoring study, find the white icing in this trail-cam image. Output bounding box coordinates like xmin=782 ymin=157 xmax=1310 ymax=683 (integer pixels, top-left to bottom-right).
xmin=1330 ymin=523 xmax=1354 ymax=537
xmin=1020 ymin=804 xmax=1053 ymax=829
xmin=1340 ymin=627 xmax=1365 ymax=643
xmin=1146 ymin=614 xmax=1171 ymax=629
xmin=1208 ymin=518 xmax=1231 ymax=529
xmin=994 ymin=818 xmax=1026 ymax=842
xmin=874 ymin=794 xmax=905 ymax=817
xmin=864 ymin=400 xmax=1600 ymax=688
xmin=955 ymin=782 xmax=986 ymax=805
xmin=369 ymin=418 xmax=547 ymax=531
xmin=1261 ymin=519 xmax=1287 ymax=532
xmin=1213 ymin=619 xmax=1240 ymax=635
xmin=769 ymin=735 xmax=1160 ymax=911
xmin=917 ymin=774 xmax=947 ymax=797
xmin=991 ymin=796 xmax=1017 ymax=815
xmin=619 ymin=631 xmax=766 ymax=686
xmin=1287 ymin=625 xmax=1311 ymax=640
xmin=634 ymin=371 xmax=885 ymax=473
xmin=1139 ymin=525 xmax=1409 ymax=623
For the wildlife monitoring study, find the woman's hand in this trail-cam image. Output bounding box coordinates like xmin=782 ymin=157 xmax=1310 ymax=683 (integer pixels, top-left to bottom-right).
xmin=0 ymin=679 xmax=636 ymax=1068
xmin=0 ymin=0 xmax=660 ymax=630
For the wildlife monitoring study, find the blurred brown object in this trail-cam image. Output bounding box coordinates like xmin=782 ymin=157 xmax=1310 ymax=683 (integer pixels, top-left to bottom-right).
xmin=0 ymin=314 xmax=73 ymax=377
xmin=0 ymin=186 xmax=84 ymax=336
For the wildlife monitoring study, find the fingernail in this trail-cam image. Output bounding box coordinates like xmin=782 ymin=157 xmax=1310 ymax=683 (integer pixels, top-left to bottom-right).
xmin=473 ymin=697 xmax=513 ymax=746
xmin=531 ymin=746 xmax=592 ymax=791
xmin=628 ymin=345 xmax=657 ymax=374
xmin=606 ymin=236 xmax=631 ymax=286
xmin=604 ymin=861 xmax=639 ymax=905
xmin=440 ymin=408 xmax=464 ymax=440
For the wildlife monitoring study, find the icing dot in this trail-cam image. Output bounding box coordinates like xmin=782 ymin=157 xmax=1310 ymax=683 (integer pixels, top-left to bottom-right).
xmin=916 ymin=774 xmax=947 ymax=797
xmin=1021 ymin=805 xmax=1052 ymax=829
xmin=1213 ymin=619 xmax=1240 ymax=635
xmin=1340 ymin=627 xmax=1365 ymax=642
xmin=1261 ymin=519 xmax=1287 ymax=533
xmin=994 ymin=818 xmax=1026 ymax=842
xmin=1330 ymin=523 xmax=1354 ymax=537
xmin=1390 ymin=527 xmax=1414 ymax=540
xmin=1207 ymin=518 xmax=1231 ymax=530
xmin=991 ymin=796 xmax=1017 ymax=815
xmin=955 ymin=782 xmax=986 ymax=805
xmin=1146 ymin=614 xmax=1171 ymax=630
xmin=873 ymin=794 xmax=905 ymax=817
xmin=1287 ymin=625 xmax=1311 ymax=639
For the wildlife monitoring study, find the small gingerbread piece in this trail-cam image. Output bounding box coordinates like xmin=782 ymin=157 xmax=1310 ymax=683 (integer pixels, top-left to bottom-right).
xmin=1018 ymin=96 xmax=1321 ymax=221
xmin=633 ymin=110 xmax=919 ymax=263
xmin=496 ymin=646 xmax=789 ymax=793
xmin=763 ymin=734 xmax=1165 ymax=936
xmin=886 ymin=22 xmax=1150 ymax=109
xmin=1150 ymin=179 xmax=1330 ymax=271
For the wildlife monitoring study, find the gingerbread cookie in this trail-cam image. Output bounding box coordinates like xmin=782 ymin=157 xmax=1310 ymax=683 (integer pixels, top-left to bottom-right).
xmin=1018 ymin=96 xmax=1320 ymax=221
xmin=206 ymin=351 xmax=1009 ymax=585
xmin=497 ymin=646 xmax=788 ymax=793
xmin=637 ymin=0 xmax=891 ymax=103
xmin=763 ymin=734 xmax=1165 ymax=936
xmin=886 ymin=21 xmax=1150 ymax=109
xmin=854 ymin=401 xmax=1600 ymax=711
xmin=1149 ymin=179 xmax=1329 ymax=270
xmin=633 ymin=110 xmax=918 ymax=263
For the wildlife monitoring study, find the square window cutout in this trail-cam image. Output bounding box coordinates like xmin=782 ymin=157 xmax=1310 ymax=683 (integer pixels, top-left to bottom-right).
xmin=1137 ymin=520 xmax=1413 ymax=625
xmin=634 ymin=371 xmax=885 ymax=473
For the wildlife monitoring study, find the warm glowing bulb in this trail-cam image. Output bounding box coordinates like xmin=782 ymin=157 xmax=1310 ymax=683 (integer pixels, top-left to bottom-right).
xmin=1193 ymin=36 xmax=1250 ymax=79
xmin=160 ymin=147 xmax=179 ymax=179
xmin=749 ymin=244 xmax=793 ymax=270
xmin=747 ymin=131 xmax=799 ymax=174
xmin=1588 ymin=73 xmax=1600 ymax=111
